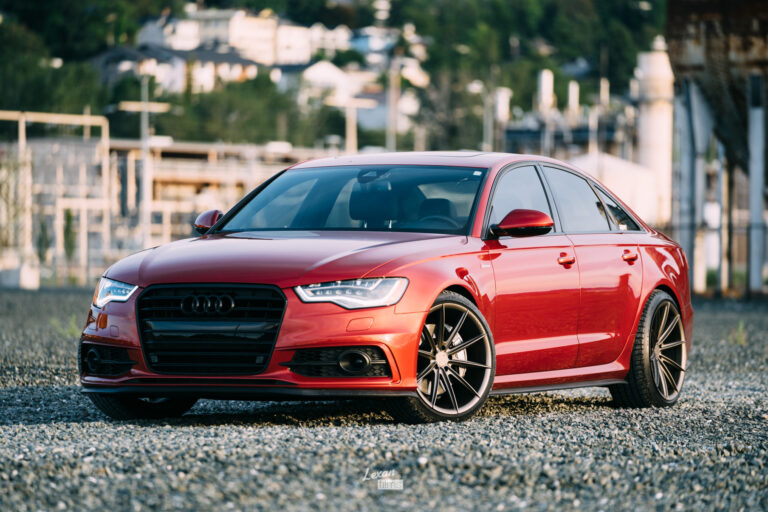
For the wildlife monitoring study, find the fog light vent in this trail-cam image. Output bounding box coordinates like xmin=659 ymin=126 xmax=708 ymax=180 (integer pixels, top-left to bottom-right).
xmin=80 ymin=344 xmax=136 ymax=377
xmin=283 ymin=346 xmax=391 ymax=378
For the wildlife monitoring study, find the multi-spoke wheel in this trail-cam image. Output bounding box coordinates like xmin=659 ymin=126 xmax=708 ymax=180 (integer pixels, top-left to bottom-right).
xmin=610 ymin=290 xmax=688 ymax=408
xmin=389 ymin=291 xmax=495 ymax=423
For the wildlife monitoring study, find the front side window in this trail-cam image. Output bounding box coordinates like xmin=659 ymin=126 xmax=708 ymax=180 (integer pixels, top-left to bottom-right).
xmin=219 ymin=165 xmax=487 ymax=235
xmin=487 ymin=165 xmax=553 ymax=227
xmin=542 ymin=167 xmax=611 ymax=233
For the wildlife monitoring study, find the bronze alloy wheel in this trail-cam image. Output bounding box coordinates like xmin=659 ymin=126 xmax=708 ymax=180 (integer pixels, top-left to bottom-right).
xmin=390 ymin=291 xmax=495 ymax=422
xmin=610 ymin=290 xmax=688 ymax=408
xmin=648 ymin=299 xmax=687 ymax=401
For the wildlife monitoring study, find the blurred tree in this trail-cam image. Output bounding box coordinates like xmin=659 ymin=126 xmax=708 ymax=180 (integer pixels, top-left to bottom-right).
xmin=0 ymin=0 xmax=184 ymax=59
xmin=63 ymin=209 xmax=75 ymax=262
xmin=36 ymin=218 xmax=49 ymax=263
xmin=152 ymin=74 xmax=343 ymax=146
xmin=331 ymin=49 xmax=366 ymax=68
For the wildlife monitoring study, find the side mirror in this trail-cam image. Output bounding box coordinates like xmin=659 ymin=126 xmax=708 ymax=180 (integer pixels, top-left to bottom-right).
xmin=489 ymin=209 xmax=554 ymax=238
xmin=193 ymin=209 xmax=223 ymax=235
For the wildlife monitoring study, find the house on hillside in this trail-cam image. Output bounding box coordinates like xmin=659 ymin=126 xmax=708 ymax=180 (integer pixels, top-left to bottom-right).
xmin=91 ymin=43 xmax=258 ymax=94
xmin=137 ymin=5 xmax=346 ymax=67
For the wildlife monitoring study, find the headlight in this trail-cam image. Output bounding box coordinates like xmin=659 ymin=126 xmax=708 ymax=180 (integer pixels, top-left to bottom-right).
xmin=294 ymin=278 xmax=408 ymax=309
xmin=93 ymin=277 xmax=138 ymax=308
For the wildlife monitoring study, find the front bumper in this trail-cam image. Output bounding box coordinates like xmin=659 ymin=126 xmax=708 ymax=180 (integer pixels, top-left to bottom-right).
xmin=80 ymin=286 xmax=425 ymax=396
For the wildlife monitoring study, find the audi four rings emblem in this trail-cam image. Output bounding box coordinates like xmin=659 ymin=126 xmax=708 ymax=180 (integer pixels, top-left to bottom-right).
xmin=180 ymin=294 xmax=236 ymax=315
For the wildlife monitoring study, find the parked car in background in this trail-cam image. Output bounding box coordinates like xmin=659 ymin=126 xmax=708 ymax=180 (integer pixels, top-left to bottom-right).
xmin=80 ymin=152 xmax=692 ymax=422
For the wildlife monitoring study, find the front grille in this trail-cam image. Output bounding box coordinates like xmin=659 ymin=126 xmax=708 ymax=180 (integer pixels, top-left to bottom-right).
xmin=137 ymin=284 xmax=286 ymax=375
xmin=284 ymin=346 xmax=391 ymax=378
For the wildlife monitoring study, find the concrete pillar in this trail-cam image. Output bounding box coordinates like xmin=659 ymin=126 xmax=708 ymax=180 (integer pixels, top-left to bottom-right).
xmin=677 ymin=84 xmax=695 ymax=285
xmin=140 ymin=75 xmax=153 ymax=249
xmin=78 ymin=163 xmax=88 ymax=283
xmin=748 ymin=74 xmax=766 ymax=294
xmin=54 ymin=165 xmax=63 ymax=269
xmin=345 ymin=105 xmax=358 ymax=154
xmin=678 ymin=79 xmax=712 ymax=294
xmin=537 ymin=70 xmax=554 ymax=113
xmin=636 ymin=38 xmax=674 ymax=227
xmin=587 ymin=106 xmax=598 ymax=155
xmin=717 ymin=143 xmax=729 ymax=293
xmin=567 ymin=80 xmax=580 ymax=121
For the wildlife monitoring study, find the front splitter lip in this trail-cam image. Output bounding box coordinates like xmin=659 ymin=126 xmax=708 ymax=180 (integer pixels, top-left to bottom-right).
xmin=80 ymin=383 xmax=418 ymax=401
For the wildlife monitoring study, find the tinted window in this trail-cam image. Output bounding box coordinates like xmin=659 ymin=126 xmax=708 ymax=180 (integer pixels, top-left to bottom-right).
xmin=594 ymin=187 xmax=641 ymax=231
xmin=488 ymin=166 xmax=552 ymax=226
xmin=542 ymin=167 xmax=610 ymax=232
xmin=220 ymin=165 xmax=487 ymax=235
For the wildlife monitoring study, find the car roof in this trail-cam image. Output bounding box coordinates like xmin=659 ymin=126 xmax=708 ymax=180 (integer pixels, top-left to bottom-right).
xmin=289 ymin=151 xmax=580 ymax=172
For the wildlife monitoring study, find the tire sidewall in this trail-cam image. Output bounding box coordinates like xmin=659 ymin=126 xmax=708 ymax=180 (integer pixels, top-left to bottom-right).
xmin=412 ymin=292 xmax=496 ymax=421
xmin=638 ymin=291 xmax=682 ymax=407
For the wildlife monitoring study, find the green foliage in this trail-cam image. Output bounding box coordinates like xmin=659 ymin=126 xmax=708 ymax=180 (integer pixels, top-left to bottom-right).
xmin=152 ymin=75 xmax=344 ymax=145
xmin=205 ymin=0 xmax=374 ymax=28
xmin=728 ymin=321 xmax=747 ymax=347
xmin=0 ymin=21 xmax=105 ymax=139
xmin=0 ymin=0 xmax=184 ymax=60
xmin=50 ymin=314 xmax=81 ymax=340
xmin=332 ymin=49 xmax=366 ymax=68
xmin=63 ymin=209 xmax=75 ymax=262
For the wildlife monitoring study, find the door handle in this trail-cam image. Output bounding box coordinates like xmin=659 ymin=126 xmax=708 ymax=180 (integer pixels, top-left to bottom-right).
xmin=622 ymin=250 xmax=638 ymax=262
xmin=557 ymin=252 xmax=576 ymax=266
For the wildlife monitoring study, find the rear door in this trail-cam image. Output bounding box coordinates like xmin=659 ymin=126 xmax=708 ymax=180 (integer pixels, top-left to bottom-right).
xmin=541 ymin=166 xmax=644 ymax=368
xmin=486 ymin=164 xmax=580 ymax=375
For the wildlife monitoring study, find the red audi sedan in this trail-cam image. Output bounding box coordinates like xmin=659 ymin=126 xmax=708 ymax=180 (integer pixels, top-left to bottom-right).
xmin=80 ymin=152 xmax=692 ymax=422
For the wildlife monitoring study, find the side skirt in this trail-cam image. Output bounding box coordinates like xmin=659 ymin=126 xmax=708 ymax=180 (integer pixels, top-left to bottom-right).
xmin=489 ymin=379 xmax=627 ymax=396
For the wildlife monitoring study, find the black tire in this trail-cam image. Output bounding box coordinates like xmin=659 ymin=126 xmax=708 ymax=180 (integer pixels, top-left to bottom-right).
xmin=87 ymin=394 xmax=198 ymax=420
xmin=389 ymin=291 xmax=495 ymax=423
xmin=610 ymin=289 xmax=688 ymax=408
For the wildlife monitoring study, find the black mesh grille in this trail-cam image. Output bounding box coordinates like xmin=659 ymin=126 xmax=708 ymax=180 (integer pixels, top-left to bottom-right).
xmin=285 ymin=346 xmax=391 ymax=378
xmin=137 ymin=284 xmax=286 ymax=375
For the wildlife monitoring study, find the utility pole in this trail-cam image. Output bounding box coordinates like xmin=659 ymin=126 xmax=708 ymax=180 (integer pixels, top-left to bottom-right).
xmin=326 ymin=97 xmax=377 ymax=154
xmin=140 ymin=75 xmax=151 ymax=249
xmin=386 ymin=55 xmax=401 ymax=152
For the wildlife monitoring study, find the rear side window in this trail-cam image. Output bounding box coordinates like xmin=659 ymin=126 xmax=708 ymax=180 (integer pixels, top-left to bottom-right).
xmin=594 ymin=187 xmax=642 ymax=231
xmin=488 ymin=165 xmax=552 ymax=226
xmin=542 ymin=167 xmax=610 ymax=233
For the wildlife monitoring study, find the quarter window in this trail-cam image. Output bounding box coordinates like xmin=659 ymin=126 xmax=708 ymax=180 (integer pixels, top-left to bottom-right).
xmin=542 ymin=167 xmax=610 ymax=233
xmin=488 ymin=165 xmax=553 ymax=227
xmin=594 ymin=187 xmax=641 ymax=231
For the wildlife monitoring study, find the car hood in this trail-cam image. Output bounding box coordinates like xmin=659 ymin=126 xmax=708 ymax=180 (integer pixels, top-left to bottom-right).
xmin=105 ymin=230 xmax=464 ymax=289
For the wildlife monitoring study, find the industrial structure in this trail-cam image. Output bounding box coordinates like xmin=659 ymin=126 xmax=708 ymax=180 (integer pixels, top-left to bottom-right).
xmin=666 ymin=0 xmax=768 ymax=296
xmin=0 ymin=112 xmax=330 ymax=288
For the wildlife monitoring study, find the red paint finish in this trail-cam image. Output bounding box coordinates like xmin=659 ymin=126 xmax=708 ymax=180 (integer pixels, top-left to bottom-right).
xmin=568 ymin=233 xmax=643 ymax=368
xmin=486 ymin=235 xmax=580 ymax=375
xmin=80 ymin=152 xmax=693 ymax=400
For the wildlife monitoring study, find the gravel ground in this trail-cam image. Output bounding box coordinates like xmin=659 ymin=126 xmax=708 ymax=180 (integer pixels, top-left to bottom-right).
xmin=1 ymin=289 xmax=767 ymax=511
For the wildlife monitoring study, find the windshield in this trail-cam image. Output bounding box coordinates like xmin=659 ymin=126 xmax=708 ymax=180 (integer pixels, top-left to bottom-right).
xmin=219 ymin=165 xmax=487 ymax=235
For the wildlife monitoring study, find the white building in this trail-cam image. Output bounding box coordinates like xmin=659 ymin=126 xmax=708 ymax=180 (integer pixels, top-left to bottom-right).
xmin=275 ymin=21 xmax=313 ymax=66
xmin=137 ymin=6 xmax=315 ymax=67
xmin=138 ymin=16 xmax=200 ymax=50
xmin=309 ymin=23 xmax=352 ymax=57
xmin=92 ymin=44 xmax=258 ymax=94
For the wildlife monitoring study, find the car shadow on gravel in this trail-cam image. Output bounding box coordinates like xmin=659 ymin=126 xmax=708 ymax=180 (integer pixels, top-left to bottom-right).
xmin=0 ymin=385 xmax=617 ymax=427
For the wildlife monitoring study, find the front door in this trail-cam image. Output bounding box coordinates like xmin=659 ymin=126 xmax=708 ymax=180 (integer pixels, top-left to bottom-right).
xmin=487 ymin=165 xmax=580 ymax=375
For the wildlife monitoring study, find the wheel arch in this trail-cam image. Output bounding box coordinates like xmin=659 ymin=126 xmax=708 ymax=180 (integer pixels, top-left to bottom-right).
xmin=443 ymin=284 xmax=478 ymax=306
